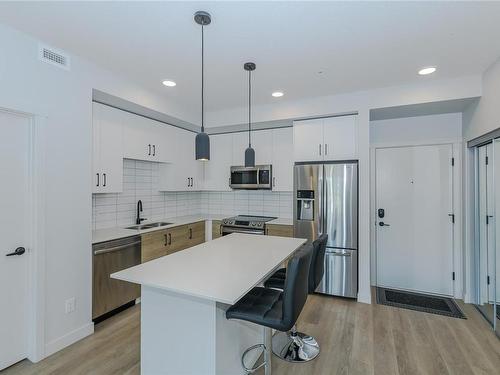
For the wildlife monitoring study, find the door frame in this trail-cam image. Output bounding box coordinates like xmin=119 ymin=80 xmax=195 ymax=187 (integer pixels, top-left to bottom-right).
xmin=1 ymin=107 xmax=46 ymax=363
xmin=370 ymin=138 xmax=463 ymax=298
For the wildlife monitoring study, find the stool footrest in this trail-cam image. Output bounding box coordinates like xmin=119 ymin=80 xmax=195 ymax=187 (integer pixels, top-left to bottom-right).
xmin=242 ymin=343 xmax=267 ymax=373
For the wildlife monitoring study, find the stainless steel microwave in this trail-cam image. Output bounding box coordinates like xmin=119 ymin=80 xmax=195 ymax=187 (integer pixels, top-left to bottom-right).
xmin=230 ymin=165 xmax=272 ymax=190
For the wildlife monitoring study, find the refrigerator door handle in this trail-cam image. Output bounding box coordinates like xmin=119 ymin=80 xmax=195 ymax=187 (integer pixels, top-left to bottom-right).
xmin=318 ymin=165 xmax=324 ymax=235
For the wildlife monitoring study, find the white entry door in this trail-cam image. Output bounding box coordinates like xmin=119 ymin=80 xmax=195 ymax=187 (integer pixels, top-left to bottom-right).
xmin=375 ymin=144 xmax=454 ymax=296
xmin=0 ymin=110 xmax=31 ymax=370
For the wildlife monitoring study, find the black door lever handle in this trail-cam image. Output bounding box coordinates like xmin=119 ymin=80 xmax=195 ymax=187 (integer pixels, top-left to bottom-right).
xmin=6 ymin=247 xmax=25 ymax=256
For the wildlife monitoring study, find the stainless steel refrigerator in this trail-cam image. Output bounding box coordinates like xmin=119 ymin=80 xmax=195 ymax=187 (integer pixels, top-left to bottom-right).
xmin=294 ymin=162 xmax=358 ymax=298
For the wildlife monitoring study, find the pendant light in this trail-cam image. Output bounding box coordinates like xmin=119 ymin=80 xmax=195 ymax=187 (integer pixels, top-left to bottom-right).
xmin=194 ymin=11 xmax=211 ymax=161
xmin=244 ymin=62 xmax=256 ymax=167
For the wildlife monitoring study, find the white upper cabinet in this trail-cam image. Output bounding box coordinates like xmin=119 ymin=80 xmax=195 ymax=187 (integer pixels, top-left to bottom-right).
xmin=293 ymin=118 xmax=324 ymax=162
xmin=293 ymin=115 xmax=357 ymax=162
xmin=272 ymin=127 xmax=294 ymax=191
xmin=232 ymin=132 xmax=248 ymax=166
xmin=92 ymin=102 xmax=123 ymax=193
xmin=158 ymin=128 xmax=204 ymax=191
xmin=322 ymin=115 xmax=357 ymax=161
xmin=252 ymin=129 xmax=274 ymax=165
xmin=204 ymin=133 xmax=233 ymax=191
xmin=122 ymin=114 xmax=171 ymax=163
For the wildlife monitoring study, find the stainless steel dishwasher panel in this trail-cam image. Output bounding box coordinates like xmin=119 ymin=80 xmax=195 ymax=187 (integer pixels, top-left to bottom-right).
xmin=92 ymin=236 xmax=141 ymax=320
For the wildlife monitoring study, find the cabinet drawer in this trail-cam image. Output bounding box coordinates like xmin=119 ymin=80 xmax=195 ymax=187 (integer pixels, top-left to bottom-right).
xmin=141 ymin=230 xmax=169 ymax=262
xmin=266 ymin=224 xmax=294 ymax=238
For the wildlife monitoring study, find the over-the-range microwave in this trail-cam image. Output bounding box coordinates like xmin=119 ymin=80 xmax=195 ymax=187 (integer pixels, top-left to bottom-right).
xmin=229 ymin=165 xmax=272 ymax=190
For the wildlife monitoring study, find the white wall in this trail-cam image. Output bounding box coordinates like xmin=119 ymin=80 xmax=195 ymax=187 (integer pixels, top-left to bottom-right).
xmin=371 ymin=113 xmax=462 ymax=145
xmin=0 ymin=23 xmax=193 ymax=358
xmin=369 ymin=113 xmax=464 ymax=298
xmin=463 ymin=56 xmax=500 ymax=141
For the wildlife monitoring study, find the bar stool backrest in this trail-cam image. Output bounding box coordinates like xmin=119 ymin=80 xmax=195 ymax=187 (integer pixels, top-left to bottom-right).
xmin=281 ymin=243 xmax=313 ymax=331
xmin=309 ymin=234 xmax=328 ymax=293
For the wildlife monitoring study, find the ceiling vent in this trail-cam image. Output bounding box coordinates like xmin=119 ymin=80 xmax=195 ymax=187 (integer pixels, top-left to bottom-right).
xmin=38 ymin=44 xmax=70 ymax=70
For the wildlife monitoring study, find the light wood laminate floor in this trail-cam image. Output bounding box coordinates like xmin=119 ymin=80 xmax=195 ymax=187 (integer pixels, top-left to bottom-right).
xmin=4 ymin=293 xmax=500 ymax=375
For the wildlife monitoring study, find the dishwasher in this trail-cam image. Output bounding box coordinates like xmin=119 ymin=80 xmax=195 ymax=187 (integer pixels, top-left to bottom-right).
xmin=92 ymin=235 xmax=141 ymax=321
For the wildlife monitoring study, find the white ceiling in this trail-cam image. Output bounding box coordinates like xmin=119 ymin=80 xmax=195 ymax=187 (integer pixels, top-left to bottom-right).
xmin=1 ymin=1 xmax=500 ymax=124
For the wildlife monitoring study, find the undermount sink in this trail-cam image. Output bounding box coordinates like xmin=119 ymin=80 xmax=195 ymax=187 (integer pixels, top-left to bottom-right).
xmin=125 ymin=222 xmax=173 ymax=230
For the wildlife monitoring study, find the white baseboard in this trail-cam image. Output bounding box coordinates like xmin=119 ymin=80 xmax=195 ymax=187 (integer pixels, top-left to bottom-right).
xmin=44 ymin=322 xmax=94 ymax=357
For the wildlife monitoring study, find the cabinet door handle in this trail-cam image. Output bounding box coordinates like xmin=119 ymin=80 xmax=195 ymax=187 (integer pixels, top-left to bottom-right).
xmin=168 ymin=233 xmax=172 ymax=245
xmin=273 ymin=177 xmax=276 ymax=188
xmin=164 ymin=234 xmax=168 ymax=247
xmin=189 ymin=228 xmax=193 ymax=239
xmin=325 ymin=143 xmax=328 ymax=155
xmin=148 ymin=144 xmax=151 ymax=156
xmin=319 ymin=144 xmax=322 ymax=156
xmin=187 ymin=178 xmax=190 ymax=187
xmin=190 ymin=177 xmax=193 ymax=187
xmin=96 ymin=173 xmax=100 ymax=187
xmin=103 ymin=173 xmax=107 ymax=187
xmin=153 ymin=145 xmax=156 ymax=156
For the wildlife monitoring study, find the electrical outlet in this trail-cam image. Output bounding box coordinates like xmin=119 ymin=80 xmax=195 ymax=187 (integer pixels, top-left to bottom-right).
xmin=65 ymin=297 xmax=75 ymax=314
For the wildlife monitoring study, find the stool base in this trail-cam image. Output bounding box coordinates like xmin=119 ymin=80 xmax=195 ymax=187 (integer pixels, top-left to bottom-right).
xmin=271 ymin=329 xmax=320 ymax=363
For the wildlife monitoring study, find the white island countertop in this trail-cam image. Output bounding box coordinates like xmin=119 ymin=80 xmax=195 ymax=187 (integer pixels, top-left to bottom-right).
xmin=112 ymin=233 xmax=306 ymax=305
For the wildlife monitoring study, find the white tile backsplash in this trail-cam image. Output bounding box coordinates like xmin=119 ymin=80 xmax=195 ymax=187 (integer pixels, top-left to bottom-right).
xmin=92 ymin=159 xmax=293 ymax=229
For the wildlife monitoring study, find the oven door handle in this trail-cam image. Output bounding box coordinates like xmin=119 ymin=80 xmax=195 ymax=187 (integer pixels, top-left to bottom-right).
xmin=222 ymin=227 xmax=265 ymax=235
xmin=256 ymin=167 xmax=260 ymax=186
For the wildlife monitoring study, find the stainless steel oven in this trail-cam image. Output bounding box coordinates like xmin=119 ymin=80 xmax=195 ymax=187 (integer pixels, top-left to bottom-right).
xmin=220 ymin=215 xmax=277 ymax=236
xmin=230 ymin=165 xmax=272 ymax=190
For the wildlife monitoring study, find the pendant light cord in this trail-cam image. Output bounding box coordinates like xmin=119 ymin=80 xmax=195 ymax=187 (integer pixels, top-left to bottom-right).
xmin=248 ymin=69 xmax=251 ymax=147
xmin=201 ymin=24 xmax=205 ymax=133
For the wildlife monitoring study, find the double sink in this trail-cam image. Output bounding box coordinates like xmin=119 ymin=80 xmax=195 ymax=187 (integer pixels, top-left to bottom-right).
xmin=125 ymin=221 xmax=173 ymax=230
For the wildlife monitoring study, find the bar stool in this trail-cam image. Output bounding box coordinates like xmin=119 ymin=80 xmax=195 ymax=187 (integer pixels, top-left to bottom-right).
xmin=264 ymin=234 xmax=328 ymax=363
xmin=226 ymin=243 xmax=313 ymax=374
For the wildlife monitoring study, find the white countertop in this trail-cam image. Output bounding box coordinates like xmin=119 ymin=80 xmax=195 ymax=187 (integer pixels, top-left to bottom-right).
xmin=92 ymin=214 xmax=293 ymax=244
xmin=111 ymin=233 xmax=306 ymax=305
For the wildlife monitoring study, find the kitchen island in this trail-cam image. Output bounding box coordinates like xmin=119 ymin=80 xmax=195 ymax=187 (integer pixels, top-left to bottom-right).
xmin=112 ymin=233 xmax=306 ymax=375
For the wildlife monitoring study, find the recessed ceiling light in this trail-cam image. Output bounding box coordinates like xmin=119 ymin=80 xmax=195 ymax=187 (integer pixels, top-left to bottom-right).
xmin=272 ymin=91 xmax=284 ymax=97
xmin=418 ymin=67 xmax=436 ymax=75
xmin=162 ymin=80 xmax=176 ymax=87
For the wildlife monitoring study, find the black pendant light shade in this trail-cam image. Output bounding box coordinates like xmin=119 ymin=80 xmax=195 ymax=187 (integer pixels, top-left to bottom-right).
xmin=194 ymin=11 xmax=211 ymax=161
xmin=244 ymin=62 xmax=256 ymax=167
xmin=195 ymin=131 xmax=210 ymax=160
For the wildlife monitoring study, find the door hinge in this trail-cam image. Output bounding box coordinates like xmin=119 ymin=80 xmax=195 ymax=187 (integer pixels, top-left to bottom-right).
xmin=486 ymin=156 xmax=489 ymax=165
xmin=451 ymin=157 xmax=455 ymax=166
xmin=487 ymin=275 xmax=490 ymax=285
xmin=452 ymin=272 xmax=455 ymax=281
xmin=448 ymin=213 xmax=455 ymax=223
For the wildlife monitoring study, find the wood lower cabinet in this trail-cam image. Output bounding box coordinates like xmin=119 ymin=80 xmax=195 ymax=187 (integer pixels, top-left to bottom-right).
xmin=212 ymin=220 xmax=222 ymax=239
xmin=141 ymin=221 xmax=206 ymax=262
xmin=266 ymin=224 xmax=294 ymax=237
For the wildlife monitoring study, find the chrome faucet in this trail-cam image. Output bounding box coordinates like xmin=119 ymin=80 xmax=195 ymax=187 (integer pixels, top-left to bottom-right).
xmin=136 ymin=200 xmax=146 ymax=225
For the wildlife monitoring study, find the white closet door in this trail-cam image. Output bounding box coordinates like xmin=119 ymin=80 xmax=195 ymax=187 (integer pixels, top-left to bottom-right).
xmin=494 ymin=139 xmax=500 ymax=334
xmin=376 ymin=144 xmax=454 ymax=295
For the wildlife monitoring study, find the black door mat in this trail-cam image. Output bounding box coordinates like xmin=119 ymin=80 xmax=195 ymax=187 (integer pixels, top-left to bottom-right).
xmin=376 ymin=287 xmax=466 ymax=319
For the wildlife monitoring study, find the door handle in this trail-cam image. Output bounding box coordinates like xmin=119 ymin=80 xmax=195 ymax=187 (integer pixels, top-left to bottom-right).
xmin=153 ymin=145 xmax=156 ymax=156
xmin=6 ymin=247 xmax=25 ymax=256
xmin=96 ymin=173 xmax=99 ymax=187
xmin=188 ymin=177 xmax=190 ymax=187
xmin=325 ymin=143 xmax=328 ymax=155
xmin=164 ymin=234 xmax=168 ymax=247
xmin=189 ymin=228 xmax=193 ymax=239
xmin=319 ymin=144 xmax=322 ymax=156
xmin=378 ymin=222 xmax=390 ymax=227
xmin=168 ymin=233 xmax=172 ymax=245
xmin=148 ymin=144 xmax=151 ymax=156
xmin=272 ymin=177 xmax=276 ymax=188
xmin=103 ymin=173 xmax=106 ymax=187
